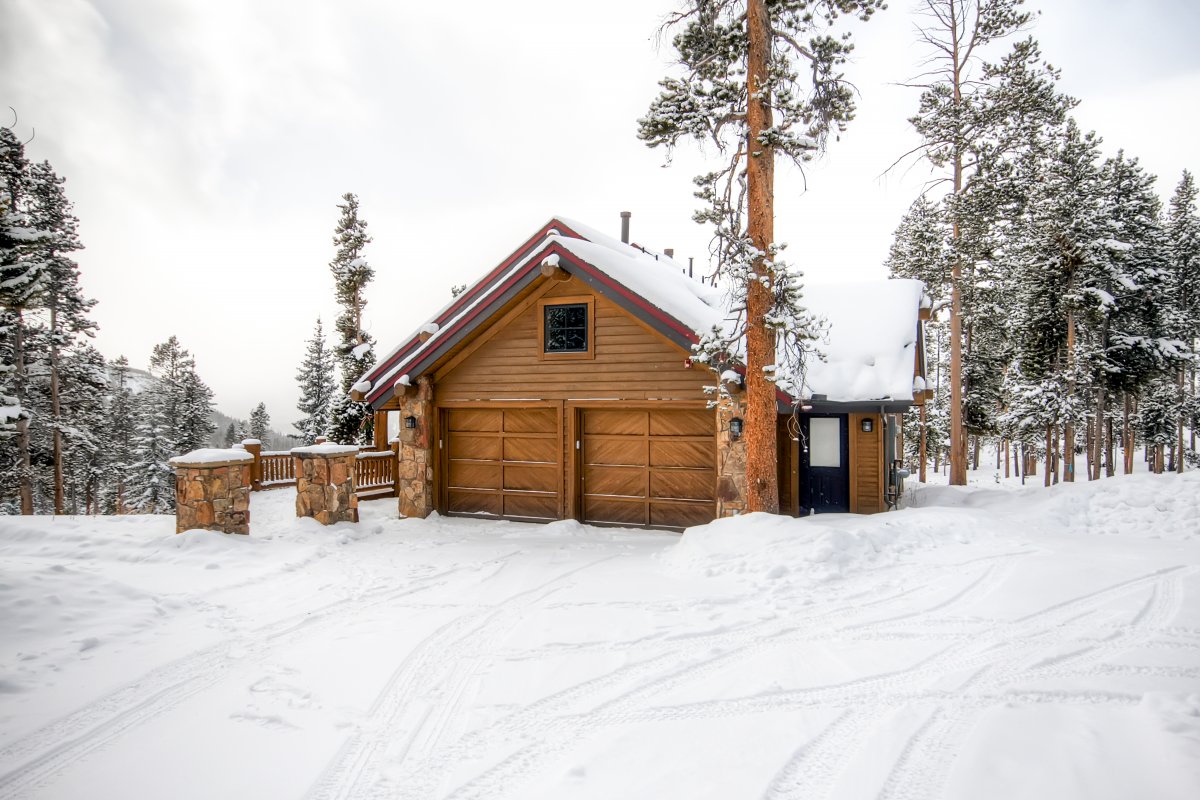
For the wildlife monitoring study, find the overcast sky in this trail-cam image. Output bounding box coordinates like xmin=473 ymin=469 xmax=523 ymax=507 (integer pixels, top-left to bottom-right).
xmin=2 ymin=0 xmax=1198 ymax=432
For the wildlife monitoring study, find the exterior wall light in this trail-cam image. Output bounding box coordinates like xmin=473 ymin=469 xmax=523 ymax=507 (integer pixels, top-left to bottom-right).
xmin=404 ymin=415 xmax=417 ymax=429
xmin=861 ymin=418 xmax=874 ymax=433
xmin=729 ymin=417 xmax=744 ymax=440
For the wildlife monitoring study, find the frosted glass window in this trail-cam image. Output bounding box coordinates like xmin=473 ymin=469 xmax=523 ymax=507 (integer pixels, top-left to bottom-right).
xmin=387 ymin=411 xmax=400 ymax=443
xmin=809 ymin=417 xmax=841 ymax=468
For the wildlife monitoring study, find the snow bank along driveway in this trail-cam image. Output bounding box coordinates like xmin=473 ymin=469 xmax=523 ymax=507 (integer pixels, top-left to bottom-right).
xmin=1 ymin=473 xmax=1199 ymax=799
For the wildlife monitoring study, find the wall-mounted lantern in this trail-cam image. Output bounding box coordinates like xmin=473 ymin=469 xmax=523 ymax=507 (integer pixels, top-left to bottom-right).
xmin=861 ymin=418 xmax=874 ymax=433
xmin=729 ymin=417 xmax=744 ymax=440
xmin=404 ymin=415 xmax=418 ymax=429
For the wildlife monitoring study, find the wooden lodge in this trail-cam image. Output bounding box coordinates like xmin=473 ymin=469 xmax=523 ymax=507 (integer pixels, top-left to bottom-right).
xmin=357 ymin=216 xmax=930 ymax=531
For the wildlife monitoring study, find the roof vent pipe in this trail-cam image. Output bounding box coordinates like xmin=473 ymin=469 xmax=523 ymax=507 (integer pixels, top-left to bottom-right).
xmin=664 ymin=248 xmax=674 ymax=258
xmin=620 ymin=211 xmax=631 ymax=244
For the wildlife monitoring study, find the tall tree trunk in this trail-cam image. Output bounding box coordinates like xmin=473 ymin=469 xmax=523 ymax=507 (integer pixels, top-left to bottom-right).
xmin=1063 ymin=312 xmax=1076 ymax=482
xmin=1004 ymin=438 xmax=1010 ymax=479
xmin=50 ymin=304 xmax=64 ymax=514
xmin=972 ymin=434 xmax=980 ymax=470
xmin=1178 ymin=368 xmax=1186 ymax=474
xmin=947 ymin=1 xmax=967 ymax=487
xmin=1044 ymin=424 xmax=1053 ymax=488
xmin=743 ymin=0 xmax=778 ymax=513
xmin=14 ymin=313 xmax=33 ymax=515
xmin=1123 ymin=393 xmax=1134 ymax=475
xmin=1105 ymin=416 xmax=1114 ymax=478
xmin=1093 ymin=388 xmax=1106 ymax=480
xmin=919 ymin=404 xmax=927 ymax=483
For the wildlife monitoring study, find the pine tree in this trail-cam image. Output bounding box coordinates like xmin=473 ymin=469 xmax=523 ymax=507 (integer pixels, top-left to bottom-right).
xmin=0 ymin=125 xmax=50 ymax=513
xmin=903 ymin=0 xmax=1074 ymax=485
xmin=294 ymin=317 xmax=336 ymax=445
xmin=126 ymin=389 xmax=174 ymax=513
xmin=25 ymin=159 xmax=96 ymax=512
xmin=326 ymin=194 xmax=376 ymax=445
xmin=248 ymin=402 xmax=271 ymax=447
xmin=222 ymin=421 xmax=237 ymax=448
xmin=638 ymin=0 xmax=886 ymax=512
xmin=101 ymin=356 xmax=138 ymax=513
xmin=1166 ymin=170 xmax=1200 ymax=469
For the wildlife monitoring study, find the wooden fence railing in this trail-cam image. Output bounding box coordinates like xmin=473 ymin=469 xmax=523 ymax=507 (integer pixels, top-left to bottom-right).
xmin=241 ymin=441 xmax=399 ymax=500
xmin=260 ymin=451 xmax=296 ymax=487
xmin=355 ymin=450 xmax=397 ymax=498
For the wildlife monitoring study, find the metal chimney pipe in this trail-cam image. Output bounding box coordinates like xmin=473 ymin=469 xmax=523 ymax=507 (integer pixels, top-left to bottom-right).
xmin=620 ymin=211 xmax=631 ymax=244
xmin=664 ymin=248 xmax=674 ymax=258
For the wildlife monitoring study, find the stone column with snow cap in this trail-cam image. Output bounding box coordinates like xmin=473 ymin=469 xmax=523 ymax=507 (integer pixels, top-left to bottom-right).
xmin=396 ymin=375 xmax=434 ymax=518
xmin=292 ymin=443 xmax=360 ymax=525
xmin=715 ymin=373 xmax=749 ymax=517
xmin=169 ymin=448 xmax=255 ymax=535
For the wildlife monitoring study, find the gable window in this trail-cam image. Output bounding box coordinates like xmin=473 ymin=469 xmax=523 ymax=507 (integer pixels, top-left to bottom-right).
xmin=544 ymin=303 xmax=588 ymax=352
xmin=537 ymin=295 xmax=595 ymax=360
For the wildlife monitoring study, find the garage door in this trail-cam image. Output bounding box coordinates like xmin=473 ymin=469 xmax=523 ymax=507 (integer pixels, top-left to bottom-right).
xmin=580 ymin=408 xmax=715 ymax=529
xmin=442 ymin=407 xmax=560 ymax=521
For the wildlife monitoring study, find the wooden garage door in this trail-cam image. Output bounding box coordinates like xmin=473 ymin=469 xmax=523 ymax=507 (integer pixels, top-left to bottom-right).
xmin=442 ymin=406 xmax=560 ymax=521
xmin=580 ymin=408 xmax=715 ymax=529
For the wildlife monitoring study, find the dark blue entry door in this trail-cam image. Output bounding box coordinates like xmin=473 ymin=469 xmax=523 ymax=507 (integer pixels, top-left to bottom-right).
xmin=799 ymin=414 xmax=849 ymax=514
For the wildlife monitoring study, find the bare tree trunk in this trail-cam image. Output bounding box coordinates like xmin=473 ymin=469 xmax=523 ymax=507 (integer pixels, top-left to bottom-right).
xmin=1004 ymin=438 xmax=1010 ymax=479
xmin=1019 ymin=443 xmax=1026 ymax=484
xmin=1093 ymin=388 xmax=1106 ymax=480
xmin=1123 ymin=393 xmax=1134 ymax=475
xmin=995 ymin=438 xmax=1001 ymax=470
xmin=13 ymin=313 xmax=34 ymax=515
xmin=919 ymin=404 xmax=927 ymax=483
xmin=947 ymin=1 xmax=967 ymax=487
xmin=1105 ymin=416 xmax=1115 ymax=478
xmin=1044 ymin=424 xmax=1053 ymax=488
xmin=1154 ymin=444 xmax=1164 ymax=474
xmin=743 ymin=0 xmax=778 ymax=513
xmin=1063 ymin=311 xmax=1076 ymax=482
xmin=972 ymin=434 xmax=980 ymax=471
xmin=1178 ymin=368 xmax=1186 ymax=474
xmin=50 ymin=304 xmax=64 ymax=514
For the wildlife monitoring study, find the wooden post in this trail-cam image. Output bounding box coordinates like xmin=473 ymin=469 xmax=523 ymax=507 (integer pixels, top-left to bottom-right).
xmin=241 ymin=440 xmax=263 ymax=490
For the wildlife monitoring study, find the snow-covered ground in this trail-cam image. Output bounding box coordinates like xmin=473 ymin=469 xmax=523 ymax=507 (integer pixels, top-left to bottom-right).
xmin=1 ymin=474 xmax=1198 ymax=800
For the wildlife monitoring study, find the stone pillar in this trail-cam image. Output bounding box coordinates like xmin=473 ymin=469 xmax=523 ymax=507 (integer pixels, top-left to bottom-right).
xmin=241 ymin=438 xmax=263 ymax=489
xmin=292 ymin=444 xmax=360 ymax=524
xmin=715 ymin=394 xmax=749 ymax=517
xmin=169 ymin=448 xmax=254 ymax=535
xmin=396 ymin=376 xmax=435 ymax=518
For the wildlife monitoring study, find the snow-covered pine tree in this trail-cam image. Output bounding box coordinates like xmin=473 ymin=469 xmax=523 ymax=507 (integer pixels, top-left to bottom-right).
xmin=638 ymin=0 xmax=886 ymax=512
xmin=248 ymin=402 xmax=271 ymax=447
xmin=126 ymin=388 xmax=174 ymax=513
xmin=176 ymin=365 xmax=215 ymax=454
xmin=327 ymin=194 xmax=376 ymax=445
xmin=294 ymin=317 xmax=336 ymax=445
xmin=1165 ymin=170 xmax=1200 ymax=469
xmin=25 ymin=159 xmax=96 ymax=512
xmin=1089 ymin=152 xmax=1182 ymax=477
xmin=57 ymin=343 xmax=108 ymax=513
xmin=903 ymin=0 xmax=1074 ymax=485
xmin=0 ymin=125 xmax=50 ymax=513
xmin=222 ymin=422 xmax=237 ymax=448
xmin=101 ymin=356 xmax=138 ymax=513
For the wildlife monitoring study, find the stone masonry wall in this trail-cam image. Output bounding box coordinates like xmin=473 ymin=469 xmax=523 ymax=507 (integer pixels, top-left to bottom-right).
xmin=293 ymin=445 xmax=359 ymax=525
xmin=396 ymin=376 xmax=434 ymax=518
xmin=715 ymin=394 xmax=749 ymax=517
xmin=170 ymin=450 xmax=253 ymax=535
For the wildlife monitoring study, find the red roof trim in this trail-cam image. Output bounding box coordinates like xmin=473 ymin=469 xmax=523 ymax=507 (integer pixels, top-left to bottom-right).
xmin=364 ymin=219 xmax=583 ymax=402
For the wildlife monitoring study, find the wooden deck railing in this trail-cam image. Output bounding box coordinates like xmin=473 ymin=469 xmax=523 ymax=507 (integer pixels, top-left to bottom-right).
xmin=241 ymin=440 xmax=399 ymax=500
xmin=260 ymin=451 xmax=296 ymax=487
xmin=355 ymin=449 xmax=397 ymax=497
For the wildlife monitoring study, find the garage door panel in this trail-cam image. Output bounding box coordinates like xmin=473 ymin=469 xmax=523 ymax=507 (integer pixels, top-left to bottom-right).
xmin=504 ymin=463 xmax=558 ymax=493
xmin=448 ymin=436 xmax=502 ymax=461
xmin=650 ymin=469 xmax=714 ymax=501
xmin=585 ymin=438 xmax=645 ymax=467
xmin=503 ymin=436 xmax=558 ymax=464
xmin=503 ymin=493 xmax=559 ymax=520
xmin=447 ymin=462 xmax=501 ymax=490
xmin=650 ymin=440 xmax=712 ymax=469
xmin=583 ymin=465 xmax=645 ymax=498
xmin=446 ymin=409 xmax=501 ymax=432
xmin=446 ymin=489 xmax=501 ymax=516
xmin=649 ymin=410 xmax=712 ymax=437
xmin=583 ymin=409 xmax=647 ymax=436
xmin=650 ymin=500 xmax=713 ymax=529
xmin=503 ymin=408 xmax=556 ymax=433
xmin=583 ymin=497 xmax=645 ymax=526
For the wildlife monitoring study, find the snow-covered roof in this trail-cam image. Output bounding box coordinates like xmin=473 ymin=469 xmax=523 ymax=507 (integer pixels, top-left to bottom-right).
xmin=362 ymin=216 xmax=924 ymax=407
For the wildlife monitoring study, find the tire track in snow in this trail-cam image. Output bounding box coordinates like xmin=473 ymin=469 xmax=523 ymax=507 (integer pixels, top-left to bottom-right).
xmin=0 ymin=554 xmax=520 ymax=800
xmin=303 ymin=554 xmax=619 ymax=800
